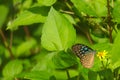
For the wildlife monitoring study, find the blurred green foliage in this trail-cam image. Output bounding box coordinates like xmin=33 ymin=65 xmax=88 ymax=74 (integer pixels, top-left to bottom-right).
xmin=0 ymin=0 xmax=120 ymax=80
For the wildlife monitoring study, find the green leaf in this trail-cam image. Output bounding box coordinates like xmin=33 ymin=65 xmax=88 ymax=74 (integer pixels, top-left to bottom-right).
xmin=88 ymin=70 xmax=97 ymax=80
xmin=37 ymin=0 xmax=56 ymax=6
xmin=93 ymin=43 xmax=112 ymax=51
xmin=113 ymin=1 xmax=120 ymax=23
xmin=71 ymin=0 xmax=97 ymax=16
xmin=16 ymin=38 xmax=37 ymax=57
xmin=53 ymin=69 xmax=78 ymax=80
xmin=63 ymin=14 xmax=76 ymax=25
xmin=22 ymin=0 xmax=33 ymax=9
xmin=7 ymin=6 xmax=50 ymax=30
xmin=49 ymin=76 xmax=56 ymax=80
xmin=0 ymin=5 xmax=8 ymax=28
xmin=41 ymin=7 xmax=76 ymax=51
xmin=90 ymin=0 xmax=107 ymax=17
xmin=113 ymin=66 xmax=120 ymax=79
xmin=111 ymin=31 xmax=120 ymax=68
xmin=71 ymin=0 xmax=107 ymax=17
xmin=78 ymin=68 xmax=89 ymax=80
xmin=22 ymin=71 xmax=51 ymax=80
xmin=32 ymin=52 xmax=55 ymax=71
xmin=75 ymin=34 xmax=91 ymax=46
xmin=79 ymin=74 xmax=85 ymax=80
xmin=91 ymin=33 xmax=109 ymax=43
xmin=98 ymin=69 xmax=114 ymax=80
xmin=34 ymin=24 xmax=43 ymax=36
xmin=32 ymin=50 xmax=78 ymax=79
xmin=2 ymin=59 xmax=23 ymax=78
xmin=52 ymin=50 xmax=77 ymax=69
xmin=2 ymin=77 xmax=13 ymax=80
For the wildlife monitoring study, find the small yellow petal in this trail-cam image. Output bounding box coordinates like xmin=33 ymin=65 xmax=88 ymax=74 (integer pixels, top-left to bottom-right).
xmin=97 ymin=50 xmax=108 ymax=60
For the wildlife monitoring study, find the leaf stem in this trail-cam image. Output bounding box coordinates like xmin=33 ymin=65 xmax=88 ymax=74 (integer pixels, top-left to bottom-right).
xmin=66 ymin=69 xmax=70 ymax=80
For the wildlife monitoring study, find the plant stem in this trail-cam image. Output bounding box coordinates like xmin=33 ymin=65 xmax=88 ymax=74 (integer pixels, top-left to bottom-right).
xmin=0 ymin=29 xmax=14 ymax=59
xmin=66 ymin=69 xmax=70 ymax=80
xmin=75 ymin=24 xmax=93 ymax=44
xmin=107 ymin=0 xmax=113 ymax=43
xmin=86 ymin=32 xmax=93 ymax=44
xmin=10 ymin=31 xmax=13 ymax=48
xmin=101 ymin=60 xmax=105 ymax=69
xmin=101 ymin=57 xmax=106 ymax=69
xmin=105 ymin=58 xmax=109 ymax=68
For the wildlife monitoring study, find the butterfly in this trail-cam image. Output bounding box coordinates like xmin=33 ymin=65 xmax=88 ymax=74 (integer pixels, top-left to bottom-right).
xmin=72 ymin=44 xmax=96 ymax=68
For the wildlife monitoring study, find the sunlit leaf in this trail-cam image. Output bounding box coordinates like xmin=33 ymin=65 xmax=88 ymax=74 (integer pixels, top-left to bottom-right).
xmin=37 ymin=0 xmax=56 ymax=6
xmin=22 ymin=0 xmax=32 ymax=9
xmin=41 ymin=7 xmax=76 ymax=51
xmin=113 ymin=1 xmax=120 ymax=23
xmin=90 ymin=0 xmax=107 ymax=17
xmin=71 ymin=0 xmax=97 ymax=16
xmin=111 ymin=31 xmax=120 ymax=68
xmin=7 ymin=6 xmax=49 ymax=30
xmin=63 ymin=14 xmax=76 ymax=25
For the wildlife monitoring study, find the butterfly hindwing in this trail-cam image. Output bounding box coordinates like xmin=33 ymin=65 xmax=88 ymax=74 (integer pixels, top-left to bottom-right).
xmin=72 ymin=44 xmax=96 ymax=68
xmin=80 ymin=52 xmax=95 ymax=68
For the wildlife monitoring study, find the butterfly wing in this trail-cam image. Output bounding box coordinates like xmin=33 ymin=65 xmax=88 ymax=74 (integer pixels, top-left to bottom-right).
xmin=80 ymin=51 xmax=95 ymax=68
xmin=72 ymin=44 xmax=96 ymax=68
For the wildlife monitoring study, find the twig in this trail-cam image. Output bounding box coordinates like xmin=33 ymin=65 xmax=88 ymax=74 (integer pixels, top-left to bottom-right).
xmin=0 ymin=29 xmax=14 ymax=59
xmin=10 ymin=31 xmax=13 ymax=48
xmin=107 ymin=0 xmax=113 ymax=43
xmin=23 ymin=26 xmax=30 ymax=39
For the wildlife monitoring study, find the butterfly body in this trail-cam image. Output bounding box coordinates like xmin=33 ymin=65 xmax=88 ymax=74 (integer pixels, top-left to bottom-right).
xmin=72 ymin=44 xmax=96 ymax=68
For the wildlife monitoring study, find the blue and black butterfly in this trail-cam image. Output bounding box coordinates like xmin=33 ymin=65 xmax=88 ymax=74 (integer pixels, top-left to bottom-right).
xmin=72 ymin=44 xmax=96 ymax=68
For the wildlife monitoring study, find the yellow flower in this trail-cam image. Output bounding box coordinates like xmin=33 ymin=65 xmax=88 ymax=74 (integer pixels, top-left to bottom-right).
xmin=97 ymin=50 xmax=108 ymax=60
